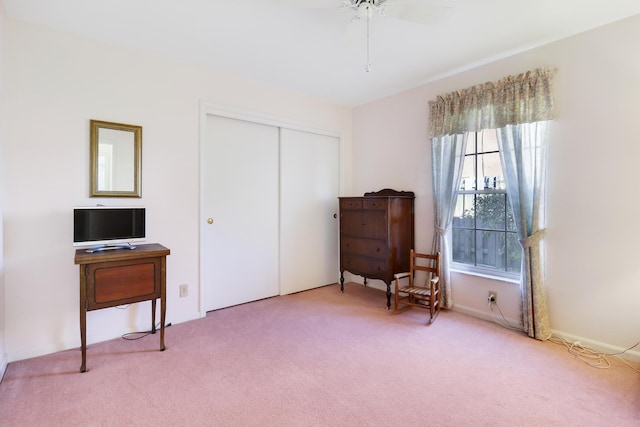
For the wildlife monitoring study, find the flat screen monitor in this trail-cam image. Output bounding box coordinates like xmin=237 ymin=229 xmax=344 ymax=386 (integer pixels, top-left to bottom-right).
xmin=73 ymin=206 xmax=145 ymax=251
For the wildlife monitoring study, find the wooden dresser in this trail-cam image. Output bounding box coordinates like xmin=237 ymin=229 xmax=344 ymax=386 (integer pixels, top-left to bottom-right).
xmin=339 ymin=189 xmax=414 ymax=308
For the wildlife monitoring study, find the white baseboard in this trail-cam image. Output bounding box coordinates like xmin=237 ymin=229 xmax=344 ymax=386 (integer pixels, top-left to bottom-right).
xmin=549 ymin=330 xmax=640 ymax=363
xmin=450 ymin=303 xmax=521 ymax=326
xmin=452 ymin=304 xmax=640 ymax=363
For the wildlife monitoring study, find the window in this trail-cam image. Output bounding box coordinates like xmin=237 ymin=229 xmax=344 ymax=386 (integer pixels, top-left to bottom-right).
xmin=451 ymin=129 xmax=521 ymax=278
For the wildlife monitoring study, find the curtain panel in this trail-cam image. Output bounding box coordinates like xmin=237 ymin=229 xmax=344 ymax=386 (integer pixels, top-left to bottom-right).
xmin=498 ymin=122 xmax=551 ymax=340
xmin=428 ymin=67 xmax=555 ymax=340
xmin=428 ymin=67 xmax=555 ymax=139
xmin=431 ymin=133 xmax=468 ymax=309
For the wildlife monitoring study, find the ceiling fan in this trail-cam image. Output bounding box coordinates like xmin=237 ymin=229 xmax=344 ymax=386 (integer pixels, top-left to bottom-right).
xmin=272 ymin=0 xmax=453 ymax=72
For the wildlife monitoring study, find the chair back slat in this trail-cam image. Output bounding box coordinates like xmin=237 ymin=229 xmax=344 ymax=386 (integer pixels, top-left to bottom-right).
xmin=409 ymin=250 xmax=440 ymax=285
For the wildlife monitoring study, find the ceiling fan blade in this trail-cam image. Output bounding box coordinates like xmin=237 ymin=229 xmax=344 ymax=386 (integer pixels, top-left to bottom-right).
xmin=269 ymin=0 xmax=340 ymax=8
xmin=384 ymin=2 xmax=453 ymax=25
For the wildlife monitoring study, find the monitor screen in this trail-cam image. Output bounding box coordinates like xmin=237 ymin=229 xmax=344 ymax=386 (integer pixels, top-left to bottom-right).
xmin=73 ymin=207 xmax=145 ymax=247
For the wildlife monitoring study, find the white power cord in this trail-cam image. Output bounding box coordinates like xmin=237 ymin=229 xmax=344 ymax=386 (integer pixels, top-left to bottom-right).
xmin=487 ymin=301 xmax=640 ymax=373
xmin=549 ymin=334 xmax=640 ymax=373
xmin=488 ymin=300 xmax=522 ymax=332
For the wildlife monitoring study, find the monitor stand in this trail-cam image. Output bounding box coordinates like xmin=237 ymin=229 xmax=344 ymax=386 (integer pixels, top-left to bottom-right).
xmin=85 ymin=243 xmax=137 ymax=253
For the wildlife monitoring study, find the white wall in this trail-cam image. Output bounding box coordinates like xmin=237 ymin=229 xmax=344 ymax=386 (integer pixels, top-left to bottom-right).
xmin=3 ymin=18 xmax=352 ymax=362
xmin=0 ymin=3 xmax=8 ymax=376
xmin=351 ymin=14 xmax=640 ymax=357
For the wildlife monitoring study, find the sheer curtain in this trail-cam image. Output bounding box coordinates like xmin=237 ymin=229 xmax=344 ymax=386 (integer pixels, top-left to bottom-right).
xmin=428 ymin=67 xmax=555 ymax=339
xmin=431 ymin=134 xmax=467 ymax=309
xmin=497 ymin=122 xmax=551 ymax=339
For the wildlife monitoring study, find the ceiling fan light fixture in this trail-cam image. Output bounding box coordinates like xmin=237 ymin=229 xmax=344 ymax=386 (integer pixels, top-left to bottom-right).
xmin=345 ymin=0 xmax=388 ymax=16
xmin=358 ymin=2 xmax=374 ymax=20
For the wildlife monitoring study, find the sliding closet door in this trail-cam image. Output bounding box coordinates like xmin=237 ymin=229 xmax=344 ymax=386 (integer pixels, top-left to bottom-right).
xmin=280 ymin=129 xmax=340 ymax=294
xmin=203 ymin=115 xmax=280 ymax=311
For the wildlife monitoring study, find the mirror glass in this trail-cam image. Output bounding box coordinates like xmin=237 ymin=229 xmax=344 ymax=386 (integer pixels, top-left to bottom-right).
xmin=90 ymin=120 xmax=141 ymax=197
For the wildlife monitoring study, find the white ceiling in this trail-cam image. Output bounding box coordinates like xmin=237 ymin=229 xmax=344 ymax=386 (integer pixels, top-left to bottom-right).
xmin=3 ymin=0 xmax=640 ymax=107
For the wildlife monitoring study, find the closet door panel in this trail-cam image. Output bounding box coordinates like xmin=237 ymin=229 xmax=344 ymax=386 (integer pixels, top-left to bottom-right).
xmin=203 ymin=115 xmax=280 ymax=311
xmin=280 ymin=128 xmax=340 ymax=294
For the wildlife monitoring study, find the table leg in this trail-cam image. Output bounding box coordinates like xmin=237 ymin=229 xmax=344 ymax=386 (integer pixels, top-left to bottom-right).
xmin=151 ymin=299 xmax=157 ymax=334
xmin=160 ymin=297 xmax=166 ymax=351
xmin=80 ymin=286 xmax=87 ymax=373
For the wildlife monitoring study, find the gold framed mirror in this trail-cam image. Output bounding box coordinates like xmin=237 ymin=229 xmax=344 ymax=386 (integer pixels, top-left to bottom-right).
xmin=90 ymin=120 xmax=142 ymax=197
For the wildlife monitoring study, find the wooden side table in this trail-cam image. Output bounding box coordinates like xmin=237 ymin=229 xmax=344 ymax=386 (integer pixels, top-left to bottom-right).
xmin=74 ymin=243 xmax=170 ymax=372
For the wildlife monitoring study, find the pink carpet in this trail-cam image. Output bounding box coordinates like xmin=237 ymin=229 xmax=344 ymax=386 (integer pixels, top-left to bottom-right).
xmin=1 ymin=283 xmax=639 ymax=426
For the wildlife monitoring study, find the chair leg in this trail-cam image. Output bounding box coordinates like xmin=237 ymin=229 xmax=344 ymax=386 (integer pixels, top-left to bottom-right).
xmin=393 ymin=280 xmax=399 ymax=313
xmin=428 ymin=297 xmax=440 ymax=324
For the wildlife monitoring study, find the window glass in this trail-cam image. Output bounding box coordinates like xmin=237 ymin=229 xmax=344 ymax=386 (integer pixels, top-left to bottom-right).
xmin=506 ymin=233 xmax=522 ymax=273
xmin=451 ymin=129 xmax=521 ymax=278
xmin=460 ymin=154 xmax=476 ymax=190
xmin=452 ymin=194 xmax=474 ymax=228
xmin=478 ymin=127 xmax=499 ymax=152
xmin=477 ymin=152 xmax=505 ymax=190
xmin=475 ymin=230 xmax=505 ymax=270
xmin=475 ymin=193 xmax=506 ymax=230
xmin=452 ymin=228 xmax=474 ymax=264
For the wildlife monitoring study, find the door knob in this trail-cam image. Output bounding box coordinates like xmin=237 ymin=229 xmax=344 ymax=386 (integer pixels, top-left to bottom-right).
xmin=207 ymin=218 xmax=214 ymax=224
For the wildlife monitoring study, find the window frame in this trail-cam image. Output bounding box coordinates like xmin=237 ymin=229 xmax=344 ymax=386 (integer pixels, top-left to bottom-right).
xmin=450 ymin=130 xmax=521 ymax=282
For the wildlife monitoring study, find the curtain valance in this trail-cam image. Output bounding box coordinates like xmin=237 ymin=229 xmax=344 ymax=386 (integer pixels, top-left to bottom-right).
xmin=428 ymin=67 xmax=556 ymax=138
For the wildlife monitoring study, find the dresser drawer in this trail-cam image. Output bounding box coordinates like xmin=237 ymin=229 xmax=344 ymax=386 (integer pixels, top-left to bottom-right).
xmin=341 ymin=237 xmax=388 ymax=260
xmin=93 ymin=262 xmax=156 ymax=304
xmin=341 ymin=255 xmax=387 ymax=277
xmin=86 ymin=258 xmax=161 ymax=310
xmin=340 ymin=199 xmax=362 ymax=210
xmin=363 ymin=199 xmax=387 ymax=210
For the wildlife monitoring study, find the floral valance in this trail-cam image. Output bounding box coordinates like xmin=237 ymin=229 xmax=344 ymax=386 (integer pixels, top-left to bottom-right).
xmin=428 ymin=67 xmax=556 ymax=138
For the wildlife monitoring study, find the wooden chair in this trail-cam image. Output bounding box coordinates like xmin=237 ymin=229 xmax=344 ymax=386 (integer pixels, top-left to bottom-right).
xmin=394 ymin=250 xmax=441 ymax=323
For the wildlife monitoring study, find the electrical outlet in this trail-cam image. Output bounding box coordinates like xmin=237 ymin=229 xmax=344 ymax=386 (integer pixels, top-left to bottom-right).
xmin=487 ymin=291 xmax=497 ymax=304
xmin=179 ymin=284 xmax=188 ymax=298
